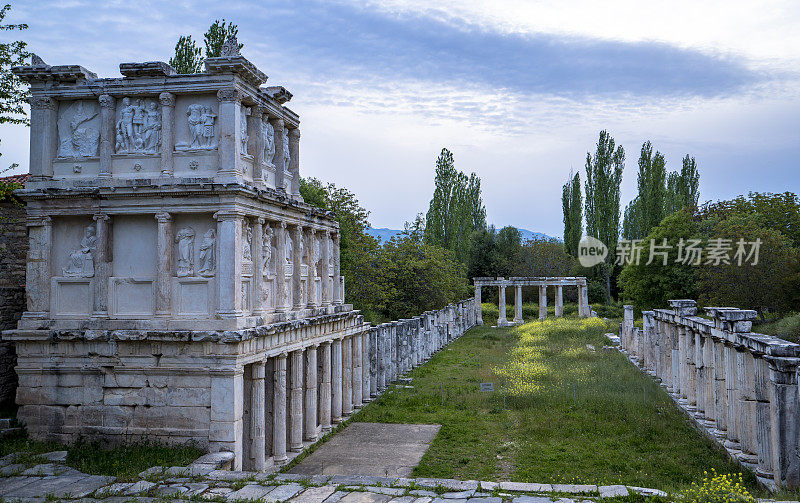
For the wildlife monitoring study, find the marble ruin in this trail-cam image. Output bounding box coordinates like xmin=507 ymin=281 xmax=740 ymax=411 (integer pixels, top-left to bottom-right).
xmin=621 ymin=301 xmax=800 ymax=489
xmin=473 ymin=277 xmax=592 ymax=326
xmin=2 ymin=43 xmax=477 ymax=471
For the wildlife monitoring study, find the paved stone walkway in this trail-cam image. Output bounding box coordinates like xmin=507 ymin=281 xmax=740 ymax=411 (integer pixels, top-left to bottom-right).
xmin=288 ymin=422 xmax=441 ymax=477
xmin=0 ymin=448 xmax=675 ymax=502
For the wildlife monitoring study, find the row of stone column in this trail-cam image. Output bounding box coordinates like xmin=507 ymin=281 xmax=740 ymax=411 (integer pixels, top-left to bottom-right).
xmin=474 ymin=281 xmax=590 ymax=326
xmin=620 ymin=300 xmax=800 ymax=489
xmin=233 ymin=298 xmax=477 ymax=471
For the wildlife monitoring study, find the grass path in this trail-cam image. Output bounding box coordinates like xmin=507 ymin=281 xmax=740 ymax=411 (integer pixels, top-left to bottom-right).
xmin=355 ymin=306 xmax=760 ymax=494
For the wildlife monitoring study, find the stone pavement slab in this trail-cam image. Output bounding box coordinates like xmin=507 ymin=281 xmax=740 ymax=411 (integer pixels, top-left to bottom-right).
xmin=265 ymin=482 xmax=304 ymax=501
xmin=599 ymin=485 xmax=629 ymax=497
xmin=290 ymin=484 xmax=337 ymax=503
xmin=226 ymin=483 xmax=275 ymax=501
xmin=511 ymin=497 xmax=555 ymax=503
xmin=499 ymin=482 xmax=552 ymax=493
xmin=415 ymin=479 xmax=480 ymax=491
xmin=338 ymin=491 xmax=395 ymax=503
xmin=290 ymin=423 xmax=440 ymax=477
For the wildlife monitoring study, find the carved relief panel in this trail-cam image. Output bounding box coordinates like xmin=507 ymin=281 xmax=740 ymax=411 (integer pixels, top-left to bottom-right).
xmin=115 ymin=97 xmax=161 ymax=154
xmin=57 ymin=100 xmax=100 ymax=158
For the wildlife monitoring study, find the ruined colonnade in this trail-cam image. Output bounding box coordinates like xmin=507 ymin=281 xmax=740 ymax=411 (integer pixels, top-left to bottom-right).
xmin=473 ymin=277 xmax=591 ymax=326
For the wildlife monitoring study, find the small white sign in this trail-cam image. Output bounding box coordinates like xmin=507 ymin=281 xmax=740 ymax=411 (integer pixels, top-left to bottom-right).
xmin=479 ymin=382 xmax=494 ymax=392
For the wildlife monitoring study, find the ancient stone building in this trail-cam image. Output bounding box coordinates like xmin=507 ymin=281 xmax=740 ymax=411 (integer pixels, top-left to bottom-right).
xmin=2 ymin=41 xmax=477 ymax=472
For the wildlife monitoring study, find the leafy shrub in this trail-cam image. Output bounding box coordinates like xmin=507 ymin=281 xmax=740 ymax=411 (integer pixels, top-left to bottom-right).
xmin=592 ymin=302 xmax=623 ymax=319
xmin=683 ymin=470 xmax=754 ymax=503
xmin=759 ymin=313 xmax=800 ymax=343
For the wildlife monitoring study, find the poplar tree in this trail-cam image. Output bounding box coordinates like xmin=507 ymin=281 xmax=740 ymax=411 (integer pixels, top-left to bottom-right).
xmin=585 ymin=130 xmax=624 ymax=302
xmin=0 ymin=3 xmax=28 ymax=173
xmin=169 ymin=35 xmax=203 ymax=74
xmin=561 ymin=171 xmax=582 ymax=256
xmin=204 ymin=19 xmax=242 ymax=58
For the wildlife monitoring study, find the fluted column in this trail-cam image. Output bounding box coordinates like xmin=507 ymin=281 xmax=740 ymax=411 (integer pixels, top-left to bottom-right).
xmin=28 ymin=97 xmax=57 ymax=181
xmin=216 ymin=89 xmax=243 ymax=179
xmin=352 ymin=332 xmax=362 ymax=408
xmin=215 ymin=211 xmax=243 ymax=318
xmin=368 ymin=329 xmax=377 ymax=399
xmin=321 ymin=231 xmax=331 ymax=308
xmin=253 ymin=218 xmax=265 ymax=316
xmin=304 ymin=345 xmax=318 ymax=441
xmin=98 ymin=94 xmax=114 ymax=178
xmin=288 ymin=127 xmax=301 ymax=198
xmin=555 ymin=285 xmax=563 ymax=317
xmin=251 ymin=361 xmax=267 ymax=471
xmin=159 ymin=92 xmax=175 ymax=176
xmin=155 ymin=212 xmax=173 ymax=317
xmin=272 ymin=353 xmax=287 ymax=464
xmin=513 ymin=285 xmax=523 ymax=324
xmin=289 ymin=349 xmax=304 ymax=451
xmin=270 ymin=117 xmax=286 ymax=191
xmin=320 ymin=341 xmax=332 ymax=431
xmin=377 ymin=326 xmax=386 ymax=391
xmin=92 ymin=214 xmax=111 ymax=317
xmin=497 ymin=283 xmax=507 ymax=326
xmin=342 ymin=336 xmax=353 ymax=415
xmin=332 ymin=338 xmax=343 ymax=423
xmin=249 ymin=106 xmax=266 ymax=184
xmin=293 ymin=225 xmax=304 ymax=311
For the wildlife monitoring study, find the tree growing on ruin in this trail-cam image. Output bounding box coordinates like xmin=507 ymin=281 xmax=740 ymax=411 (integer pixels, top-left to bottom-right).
xmin=204 ymin=19 xmax=242 ymax=58
xmin=562 ymin=170 xmax=582 ymax=257
xmin=424 ymin=148 xmax=486 ymax=265
xmin=584 ymin=130 xmax=624 ymax=303
xmin=169 ymin=35 xmax=203 ymax=74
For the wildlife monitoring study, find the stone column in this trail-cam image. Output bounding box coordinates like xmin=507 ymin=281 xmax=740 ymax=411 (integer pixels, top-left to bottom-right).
xmin=320 ymin=341 xmax=332 ymax=432
xmin=155 ymin=212 xmax=173 ymax=317
xmin=555 ymin=285 xmax=564 ymax=317
xmin=210 ymin=371 xmax=244 ymax=469
xmin=768 ymin=357 xmax=800 ymax=488
xmin=292 ymin=225 xmax=304 ymax=311
xmin=249 ymin=106 xmax=266 ymax=184
xmin=251 ymin=361 xmax=267 ymax=471
xmin=98 ymin=94 xmax=114 ymax=178
xmin=23 ymin=216 xmax=52 ymax=318
xmin=215 ymin=211 xmax=243 ymax=318
xmin=270 ymin=117 xmax=286 ymax=191
xmin=159 ymin=92 xmax=175 ymax=176
xmin=497 ymin=283 xmax=507 ymax=326
xmin=712 ymin=338 xmax=728 ymax=434
xmin=28 ymin=97 xmax=57 ymax=181
xmin=253 ymin=218 xmax=265 ymax=316
xmin=288 ymin=128 xmax=301 ymax=198
xmin=332 ymin=233 xmax=342 ymax=305
xmin=737 ymin=351 xmax=759 ymax=463
xmin=513 ymin=284 xmax=523 ymax=324
xmin=475 ymin=285 xmax=483 ymax=325
xmin=289 ymin=349 xmax=304 ymax=451
xmin=353 ymin=333 xmax=363 ymax=408
xmin=342 ymin=336 xmax=353 ymax=415
xmin=307 ymin=228 xmax=318 ymax=309
xmin=332 ymin=338 xmax=343 ymax=423
xmin=272 ymin=353 xmax=288 ymax=464
xmin=369 ymin=329 xmax=377 ymax=399
xmin=216 ymin=89 xmax=244 ymax=179
xmin=321 ymin=231 xmax=331 ymax=308
xmin=678 ymin=326 xmax=689 ymax=400
xmin=538 ymin=285 xmax=548 ymax=320
xmin=754 ymin=355 xmax=773 ymax=479
xmin=703 ymin=332 xmax=716 ymax=423
xmin=724 ymin=344 xmax=741 ymax=448
xmin=377 ymin=326 xmax=386 ymax=391
xmin=92 ymin=214 xmax=111 ymax=317
xmin=276 ymin=222 xmax=288 ymax=313
xmin=304 ymin=345 xmax=318 ymax=441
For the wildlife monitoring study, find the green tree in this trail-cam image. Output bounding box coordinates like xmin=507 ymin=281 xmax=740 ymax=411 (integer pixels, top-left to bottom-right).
xmin=169 ymin=35 xmax=203 ymax=74
xmin=618 ymin=211 xmax=699 ymax=311
xmin=494 ymin=226 xmax=522 ymax=276
xmin=562 ymin=171 xmax=582 ymax=256
xmin=516 ymin=237 xmax=576 ymax=278
xmin=0 ymin=3 xmax=28 ymax=174
xmin=584 ymin=130 xmax=624 ymax=302
xmin=698 ymin=192 xmax=800 ymax=248
xmin=204 ymin=19 xmax=242 ymax=58
xmin=467 ymin=227 xmax=498 ymax=279
xmin=424 ymin=148 xmax=486 ymax=264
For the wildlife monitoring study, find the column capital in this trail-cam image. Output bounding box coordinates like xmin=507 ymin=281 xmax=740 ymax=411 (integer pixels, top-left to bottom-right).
xmin=213 ymin=210 xmax=245 ymax=222
xmin=30 ymin=96 xmax=56 ymax=110
xmin=26 ymin=215 xmax=51 ymax=227
xmin=217 ymin=88 xmax=241 ymax=103
xmin=98 ymin=94 xmax=115 ymax=109
xmin=269 ymin=116 xmax=285 ymax=127
xmin=257 ymin=217 xmax=266 ymax=225
xmin=309 ymin=228 xmax=316 ymax=237
xmin=280 ymin=220 xmax=287 ymax=230
xmin=93 ymin=213 xmax=110 ymax=222
xmin=154 ymin=212 xmax=171 ymax=223
xmin=159 ymin=92 xmax=176 ymax=107
xmin=288 ymin=127 xmax=300 ymax=140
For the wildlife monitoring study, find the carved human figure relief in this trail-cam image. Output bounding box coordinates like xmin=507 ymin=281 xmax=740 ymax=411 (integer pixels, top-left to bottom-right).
xmin=115 ymin=97 xmax=161 ymax=154
xmin=240 ymin=106 xmax=249 ymax=154
xmin=198 ymin=229 xmax=216 ymax=277
xmin=285 ymin=233 xmax=294 ymax=275
xmin=328 ymin=237 xmax=334 ymax=269
xmin=243 ymin=222 xmax=253 ymax=262
xmin=262 ymin=226 xmax=274 ymax=276
xmin=313 ymin=237 xmax=321 ymax=267
xmin=57 ymin=101 xmax=100 ymax=158
xmin=181 ymin=104 xmax=217 ymax=150
xmin=175 ymin=227 xmax=195 ymax=277
xmin=283 ymin=128 xmax=290 ymax=168
xmin=263 ymin=118 xmax=275 ymax=164
xmin=63 ymin=224 xmax=96 ymax=277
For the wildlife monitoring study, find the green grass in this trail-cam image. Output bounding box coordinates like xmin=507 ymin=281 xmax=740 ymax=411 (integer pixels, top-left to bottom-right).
xmin=0 ymin=435 xmax=203 ymax=481
xmin=355 ymin=307 xmax=761 ymax=495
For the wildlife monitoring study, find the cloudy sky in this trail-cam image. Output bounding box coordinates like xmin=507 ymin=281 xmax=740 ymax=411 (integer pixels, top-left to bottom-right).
xmin=1 ymin=1 xmax=798 ymax=237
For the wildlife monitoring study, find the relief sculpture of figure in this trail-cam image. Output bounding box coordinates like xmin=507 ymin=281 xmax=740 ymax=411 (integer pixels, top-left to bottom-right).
xmin=285 ymin=234 xmax=294 ymax=275
xmin=262 ymin=227 xmax=274 ymax=276
xmin=282 ymin=128 xmax=290 ymax=168
xmin=263 ymin=118 xmax=275 ymax=164
xmin=58 ymin=101 xmax=99 ymax=158
xmin=201 ymin=105 xmax=217 ymax=148
xmin=115 ymin=97 xmax=135 ymax=152
xmin=185 ymin=104 xmax=217 ymax=149
xmin=240 ymin=107 xmax=249 ymax=154
xmin=243 ymin=223 xmax=253 ymax=262
xmin=198 ymin=229 xmax=216 ymax=277
xmin=115 ymin=97 xmax=160 ymax=154
xmin=63 ymin=224 xmax=96 ymax=278
xmin=175 ymin=227 xmax=195 ymax=277
xmin=142 ymin=102 xmax=161 ymax=153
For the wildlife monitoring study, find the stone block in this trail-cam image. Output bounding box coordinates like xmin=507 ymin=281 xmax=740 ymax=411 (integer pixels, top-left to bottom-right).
xmin=225 ymin=483 xmax=275 ymax=501
xmin=598 ymin=485 xmax=629 ymax=498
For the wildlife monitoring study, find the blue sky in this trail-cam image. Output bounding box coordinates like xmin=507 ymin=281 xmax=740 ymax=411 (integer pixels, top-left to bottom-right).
xmin=2 ymin=0 xmax=798 ymax=237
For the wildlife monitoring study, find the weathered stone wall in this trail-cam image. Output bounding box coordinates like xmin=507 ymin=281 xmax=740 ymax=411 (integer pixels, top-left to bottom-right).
xmin=0 ymin=197 xmax=27 ymax=409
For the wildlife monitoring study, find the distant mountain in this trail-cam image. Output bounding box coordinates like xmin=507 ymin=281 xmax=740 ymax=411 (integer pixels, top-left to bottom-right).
xmin=365 ymin=227 xmax=557 ymax=244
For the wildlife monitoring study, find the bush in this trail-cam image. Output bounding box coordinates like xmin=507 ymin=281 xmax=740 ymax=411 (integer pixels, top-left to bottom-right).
xmin=592 ymin=302 xmax=623 ymax=319
xmin=759 ymin=313 xmax=800 ymax=343
xmin=683 ymin=470 xmax=754 ymax=503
